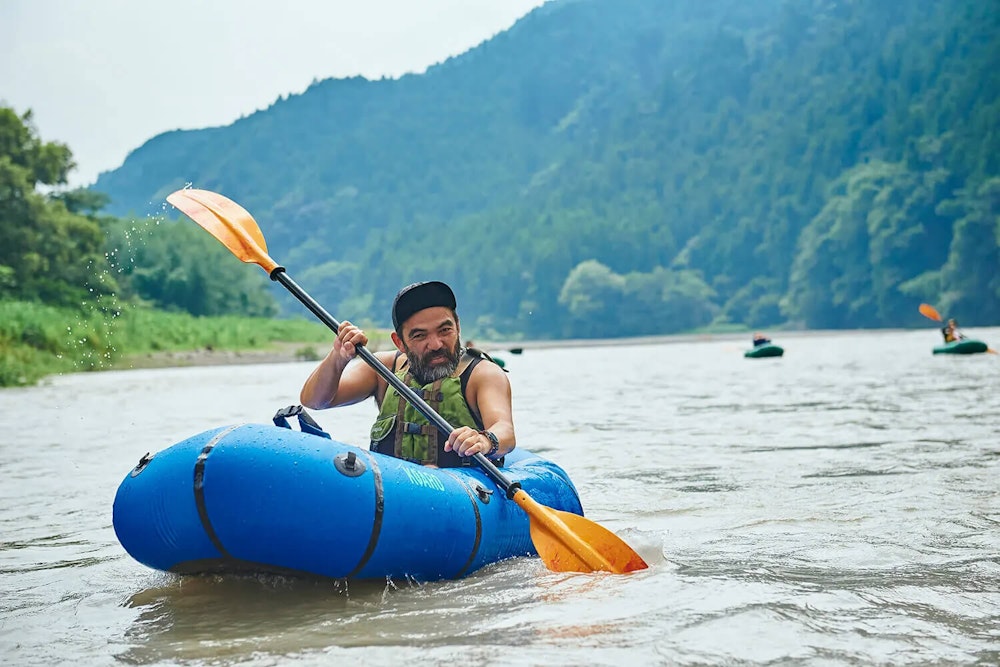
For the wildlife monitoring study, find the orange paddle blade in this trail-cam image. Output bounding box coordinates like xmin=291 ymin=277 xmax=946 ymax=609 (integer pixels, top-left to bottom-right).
xmin=513 ymin=490 xmax=648 ymax=574
xmin=166 ymin=189 xmax=280 ymax=274
xmin=919 ymin=303 xmax=943 ymax=322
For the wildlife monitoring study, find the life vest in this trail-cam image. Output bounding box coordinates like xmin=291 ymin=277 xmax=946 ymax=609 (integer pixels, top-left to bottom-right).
xmin=370 ymin=349 xmax=495 ymax=467
xmin=942 ymin=326 xmax=956 ymax=343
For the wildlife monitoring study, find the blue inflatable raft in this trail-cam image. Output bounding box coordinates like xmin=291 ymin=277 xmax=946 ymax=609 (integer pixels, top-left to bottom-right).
xmin=113 ymin=422 xmax=584 ymax=581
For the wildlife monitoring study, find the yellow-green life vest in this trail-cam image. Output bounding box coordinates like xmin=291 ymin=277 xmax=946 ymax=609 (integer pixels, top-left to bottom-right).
xmin=370 ymin=351 xmax=485 ymax=467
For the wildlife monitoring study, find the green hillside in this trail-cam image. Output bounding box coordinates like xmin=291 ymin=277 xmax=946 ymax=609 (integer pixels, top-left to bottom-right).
xmin=93 ymin=0 xmax=1000 ymax=338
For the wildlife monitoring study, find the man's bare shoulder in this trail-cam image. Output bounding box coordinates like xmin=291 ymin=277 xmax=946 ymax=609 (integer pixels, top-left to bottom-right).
xmin=470 ymin=355 xmax=510 ymax=384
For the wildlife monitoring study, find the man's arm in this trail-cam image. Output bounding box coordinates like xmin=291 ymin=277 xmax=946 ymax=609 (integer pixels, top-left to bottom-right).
xmin=299 ymin=321 xmax=391 ymax=409
xmin=445 ymin=361 xmax=516 ymax=459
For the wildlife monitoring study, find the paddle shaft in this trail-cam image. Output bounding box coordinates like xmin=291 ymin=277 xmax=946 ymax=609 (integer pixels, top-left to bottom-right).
xmin=271 ymin=268 xmax=519 ymax=496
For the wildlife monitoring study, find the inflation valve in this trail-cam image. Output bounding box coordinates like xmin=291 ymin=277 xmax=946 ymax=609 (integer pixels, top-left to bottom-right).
xmin=334 ymin=451 xmax=367 ymax=477
xmin=130 ymin=452 xmax=153 ymax=477
xmin=475 ymin=484 xmax=494 ymax=504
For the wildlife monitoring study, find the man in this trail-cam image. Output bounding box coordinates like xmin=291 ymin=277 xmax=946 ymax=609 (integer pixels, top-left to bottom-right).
xmin=300 ymin=280 xmax=514 ymax=467
xmin=941 ymin=318 xmax=965 ymax=343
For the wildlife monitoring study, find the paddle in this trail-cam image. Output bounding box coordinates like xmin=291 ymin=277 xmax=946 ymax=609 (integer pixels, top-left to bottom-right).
xmin=166 ymin=188 xmax=648 ymax=574
xmin=919 ymin=303 xmax=997 ymax=353
xmin=918 ymin=303 xmax=943 ymax=322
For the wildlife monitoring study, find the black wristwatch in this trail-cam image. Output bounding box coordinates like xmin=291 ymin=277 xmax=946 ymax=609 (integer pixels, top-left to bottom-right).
xmin=481 ymin=430 xmax=500 ymax=459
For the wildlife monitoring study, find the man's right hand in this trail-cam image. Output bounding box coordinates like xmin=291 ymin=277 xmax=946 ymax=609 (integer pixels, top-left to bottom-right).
xmin=300 ymin=320 xmax=379 ymax=410
xmin=333 ymin=321 xmax=369 ymax=362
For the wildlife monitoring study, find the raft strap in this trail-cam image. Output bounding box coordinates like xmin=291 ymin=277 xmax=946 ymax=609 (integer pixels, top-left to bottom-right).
xmin=193 ymin=424 xmax=242 ymax=559
xmin=272 ymin=405 xmax=331 ymax=439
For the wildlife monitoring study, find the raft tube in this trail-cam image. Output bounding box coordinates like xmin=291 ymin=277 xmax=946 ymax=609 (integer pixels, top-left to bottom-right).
xmin=113 ymin=424 xmax=583 ymax=581
xmin=932 ymin=339 xmax=988 ymax=355
xmin=744 ymin=344 xmax=784 ymax=358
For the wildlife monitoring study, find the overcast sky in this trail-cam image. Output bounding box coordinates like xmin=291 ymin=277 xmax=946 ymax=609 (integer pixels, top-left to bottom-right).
xmin=1 ymin=0 xmax=549 ymax=187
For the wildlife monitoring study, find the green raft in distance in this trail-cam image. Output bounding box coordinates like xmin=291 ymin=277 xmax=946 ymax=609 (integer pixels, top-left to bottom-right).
xmin=932 ymin=339 xmax=988 ymax=355
xmin=745 ymin=343 xmax=784 ymax=358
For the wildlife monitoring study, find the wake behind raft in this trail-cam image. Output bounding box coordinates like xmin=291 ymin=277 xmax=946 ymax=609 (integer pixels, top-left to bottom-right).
xmin=113 ymin=407 xmax=584 ymax=581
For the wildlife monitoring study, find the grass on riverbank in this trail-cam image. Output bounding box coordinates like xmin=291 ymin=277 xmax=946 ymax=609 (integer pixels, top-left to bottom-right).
xmin=0 ymin=299 xmax=388 ymax=388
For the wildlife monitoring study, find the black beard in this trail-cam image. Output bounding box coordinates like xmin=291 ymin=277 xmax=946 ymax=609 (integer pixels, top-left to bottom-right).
xmin=406 ymin=339 xmax=462 ymax=385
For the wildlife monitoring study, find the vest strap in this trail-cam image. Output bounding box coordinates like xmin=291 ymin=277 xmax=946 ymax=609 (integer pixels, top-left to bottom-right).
xmin=403 ymin=421 xmax=437 ymax=435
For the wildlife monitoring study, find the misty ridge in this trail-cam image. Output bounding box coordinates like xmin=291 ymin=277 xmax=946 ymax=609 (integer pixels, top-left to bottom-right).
xmin=92 ymin=0 xmax=1000 ymax=339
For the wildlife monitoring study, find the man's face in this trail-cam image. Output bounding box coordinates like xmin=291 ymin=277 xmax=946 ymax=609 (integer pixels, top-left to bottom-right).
xmin=398 ymin=306 xmax=462 ymax=384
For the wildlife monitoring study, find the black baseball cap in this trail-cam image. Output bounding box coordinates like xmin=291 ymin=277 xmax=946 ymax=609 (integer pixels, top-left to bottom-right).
xmin=391 ymin=281 xmax=457 ymax=331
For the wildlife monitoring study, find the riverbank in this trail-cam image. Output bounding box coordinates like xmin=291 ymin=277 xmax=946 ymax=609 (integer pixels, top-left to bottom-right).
xmin=114 ymin=328 xmax=912 ymax=371
xmin=113 ymin=342 xmax=320 ymax=370
xmin=113 ymin=339 xmax=400 ymax=370
xmin=486 ymin=327 xmax=897 ymax=352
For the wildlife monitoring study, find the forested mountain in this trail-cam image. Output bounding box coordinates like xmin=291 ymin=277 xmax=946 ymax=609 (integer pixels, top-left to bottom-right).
xmin=93 ymin=0 xmax=1000 ymax=339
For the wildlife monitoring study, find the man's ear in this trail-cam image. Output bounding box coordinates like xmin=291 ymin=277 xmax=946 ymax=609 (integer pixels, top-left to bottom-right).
xmin=391 ymin=331 xmax=405 ymax=352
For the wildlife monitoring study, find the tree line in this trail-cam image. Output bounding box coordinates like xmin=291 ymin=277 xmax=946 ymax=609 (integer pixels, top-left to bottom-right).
xmin=0 ymin=108 xmax=278 ymax=317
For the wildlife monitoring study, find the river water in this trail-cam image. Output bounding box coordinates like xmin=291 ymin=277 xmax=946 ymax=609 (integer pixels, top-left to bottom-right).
xmin=1 ymin=328 xmax=998 ymax=666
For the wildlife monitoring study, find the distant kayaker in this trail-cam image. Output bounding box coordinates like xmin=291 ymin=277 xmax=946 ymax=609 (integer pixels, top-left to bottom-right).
xmin=300 ymin=280 xmax=514 ymax=468
xmin=941 ymin=318 xmax=965 ymax=343
xmin=752 ymin=332 xmax=772 ymax=348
